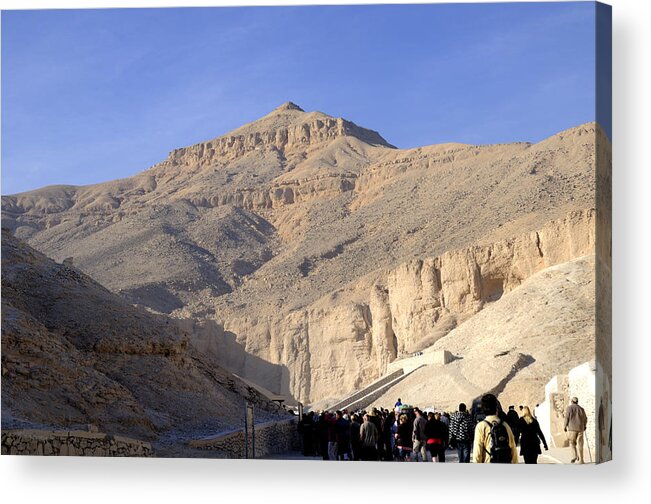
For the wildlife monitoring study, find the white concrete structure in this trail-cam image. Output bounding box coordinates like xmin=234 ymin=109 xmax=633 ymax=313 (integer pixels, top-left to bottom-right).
xmin=537 ymin=360 xmax=612 ymax=463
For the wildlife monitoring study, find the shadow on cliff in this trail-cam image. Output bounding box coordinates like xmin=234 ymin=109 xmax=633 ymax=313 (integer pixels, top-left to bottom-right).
xmin=470 ymin=352 xmax=536 ymax=414
xmin=183 ymin=318 xmax=297 ymax=405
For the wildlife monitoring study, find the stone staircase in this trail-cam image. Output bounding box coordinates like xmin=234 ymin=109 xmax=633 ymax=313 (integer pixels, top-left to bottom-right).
xmin=326 ymin=365 xmax=425 ymax=412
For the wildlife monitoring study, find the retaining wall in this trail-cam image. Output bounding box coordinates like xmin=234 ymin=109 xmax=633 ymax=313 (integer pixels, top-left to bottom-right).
xmin=1 ymin=429 xmax=152 ymax=457
xmin=188 ymin=418 xmax=299 ymax=458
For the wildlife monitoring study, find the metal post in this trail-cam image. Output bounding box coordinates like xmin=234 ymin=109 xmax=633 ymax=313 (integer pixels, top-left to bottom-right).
xmin=247 ymin=403 xmax=255 ymax=459
xmin=244 ymin=402 xmax=249 ymax=459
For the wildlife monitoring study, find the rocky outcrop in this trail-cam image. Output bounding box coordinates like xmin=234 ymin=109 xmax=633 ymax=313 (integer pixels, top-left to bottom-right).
xmin=1 ymin=230 xmax=287 ymax=443
xmin=183 ymin=173 xmax=358 ymax=211
xmin=207 ymin=209 xmax=596 ymax=405
xmin=377 ymin=208 xmax=595 ymax=356
xmin=369 ymin=254 xmax=596 ymax=413
xmin=166 ymin=115 xmax=392 ymax=167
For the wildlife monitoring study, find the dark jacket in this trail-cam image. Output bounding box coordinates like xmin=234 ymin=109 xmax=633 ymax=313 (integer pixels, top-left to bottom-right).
xmin=517 ymin=417 xmax=548 ymax=456
xmin=396 ymin=422 xmax=413 ymax=448
xmin=449 ymin=411 xmax=475 ymax=442
xmin=335 ymin=417 xmax=351 ymax=444
xmin=425 ymin=418 xmax=448 ymax=445
xmin=350 ymin=420 xmax=361 ymax=446
xmin=506 ymin=410 xmax=520 ymax=435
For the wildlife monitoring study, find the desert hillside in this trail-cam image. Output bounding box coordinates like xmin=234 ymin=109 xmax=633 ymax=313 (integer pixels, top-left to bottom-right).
xmin=370 ymin=254 xmax=596 ymax=412
xmin=1 ymin=230 xmax=285 ymax=443
xmin=1 ymin=103 xmax=609 ymax=406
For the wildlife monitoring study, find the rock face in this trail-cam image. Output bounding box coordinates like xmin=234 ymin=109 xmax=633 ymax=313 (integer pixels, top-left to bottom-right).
xmin=1 ymin=103 xmax=607 ymax=407
xmin=1 ymin=230 xmax=285 ymax=443
xmin=213 ymin=210 xmax=596 ymax=405
xmin=371 ymin=254 xmax=596 ymax=412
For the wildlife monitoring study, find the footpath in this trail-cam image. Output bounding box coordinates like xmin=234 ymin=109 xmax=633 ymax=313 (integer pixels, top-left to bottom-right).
xmin=264 ymin=447 xmax=584 ymax=464
xmin=539 ymin=446 xmax=593 ymax=464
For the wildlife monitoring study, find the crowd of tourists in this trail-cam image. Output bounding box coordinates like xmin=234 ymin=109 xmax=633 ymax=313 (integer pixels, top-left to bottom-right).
xmin=297 ymin=392 xmax=587 ymax=464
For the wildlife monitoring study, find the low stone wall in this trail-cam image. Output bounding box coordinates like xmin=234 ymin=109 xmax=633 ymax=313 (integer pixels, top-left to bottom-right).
xmin=388 ymin=349 xmax=453 ymax=374
xmin=1 ymin=429 xmax=152 ymax=457
xmin=188 ymin=418 xmax=299 ymax=458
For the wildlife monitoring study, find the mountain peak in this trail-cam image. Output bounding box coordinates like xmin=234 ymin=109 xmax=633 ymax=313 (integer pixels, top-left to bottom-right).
xmin=272 ymin=101 xmax=304 ymax=113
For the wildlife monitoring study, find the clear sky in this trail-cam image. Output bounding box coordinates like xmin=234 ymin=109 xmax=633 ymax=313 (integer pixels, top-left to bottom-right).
xmin=1 ymin=2 xmax=603 ymax=195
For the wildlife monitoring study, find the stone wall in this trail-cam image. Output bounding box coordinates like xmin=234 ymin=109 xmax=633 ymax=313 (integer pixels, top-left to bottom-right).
xmin=536 ymin=360 xmax=612 ymax=463
xmin=388 ymin=349 xmax=454 ymax=374
xmin=188 ymin=418 xmax=299 ymax=459
xmin=1 ymin=429 xmax=152 ymax=457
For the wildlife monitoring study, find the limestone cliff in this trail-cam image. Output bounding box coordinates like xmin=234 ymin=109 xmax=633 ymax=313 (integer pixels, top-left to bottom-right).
xmin=196 ymin=209 xmax=595 ymax=405
xmin=1 ymin=230 xmax=285 ymax=442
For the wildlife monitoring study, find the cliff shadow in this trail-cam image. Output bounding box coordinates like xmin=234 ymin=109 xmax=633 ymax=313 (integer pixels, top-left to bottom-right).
xmin=183 ymin=318 xmax=297 ymax=405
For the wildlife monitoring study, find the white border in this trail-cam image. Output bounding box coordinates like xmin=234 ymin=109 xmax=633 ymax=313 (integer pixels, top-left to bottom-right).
xmin=1 ymin=0 xmax=648 ymax=501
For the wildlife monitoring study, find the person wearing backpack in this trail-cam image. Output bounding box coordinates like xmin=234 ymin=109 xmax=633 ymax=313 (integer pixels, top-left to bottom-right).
xmin=472 ymin=393 xmax=518 ymax=463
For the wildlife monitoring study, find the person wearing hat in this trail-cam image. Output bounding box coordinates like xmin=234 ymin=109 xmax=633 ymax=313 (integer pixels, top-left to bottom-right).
xmin=564 ymin=396 xmax=588 ymax=463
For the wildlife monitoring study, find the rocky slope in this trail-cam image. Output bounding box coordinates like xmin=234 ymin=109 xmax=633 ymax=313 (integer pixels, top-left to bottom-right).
xmin=372 ymin=254 xmax=596 ymax=412
xmin=1 ymin=230 xmax=285 ymax=443
xmin=210 ymin=209 xmax=596 ymax=404
xmin=1 ymin=103 xmax=608 ymax=406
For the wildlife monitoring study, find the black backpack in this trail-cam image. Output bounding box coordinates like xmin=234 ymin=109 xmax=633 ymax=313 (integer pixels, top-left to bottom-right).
xmin=483 ymin=419 xmax=512 ymax=463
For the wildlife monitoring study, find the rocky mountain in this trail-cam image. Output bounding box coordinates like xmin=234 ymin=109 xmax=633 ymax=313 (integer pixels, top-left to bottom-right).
xmin=372 ymin=253 xmax=597 ymax=412
xmin=1 ymin=229 xmax=285 ymax=444
xmin=1 ymin=102 xmax=609 ymax=408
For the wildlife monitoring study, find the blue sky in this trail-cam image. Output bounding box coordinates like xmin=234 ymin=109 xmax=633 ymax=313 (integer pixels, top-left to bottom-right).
xmin=1 ymin=2 xmax=602 ymax=195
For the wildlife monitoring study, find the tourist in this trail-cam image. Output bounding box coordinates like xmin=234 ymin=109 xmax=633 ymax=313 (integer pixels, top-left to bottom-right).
xmin=317 ymin=412 xmax=329 ymax=460
xmin=335 ymin=411 xmax=352 ymax=460
xmin=449 ymin=402 xmax=474 ymax=463
xmin=359 ymin=413 xmax=379 ymax=461
xmin=564 ymin=396 xmax=588 ymax=464
xmin=299 ymin=411 xmax=315 ymax=456
xmin=472 ymin=393 xmax=518 ymax=463
xmin=368 ymin=408 xmax=385 ymax=459
xmin=350 ymin=414 xmax=362 ymax=461
xmin=383 ymin=410 xmax=396 ymax=461
xmin=425 ymin=411 xmax=448 ymax=462
xmin=326 ymin=412 xmax=338 ymax=460
xmin=506 ymin=405 xmax=520 ymax=444
xmin=311 ymin=412 xmax=321 ymax=457
xmin=395 ymin=413 xmax=413 ymax=461
xmin=390 ymin=412 xmax=399 ymax=459
xmin=516 ymin=406 xmax=548 ymax=464
xmin=412 ymin=408 xmax=428 ymax=461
